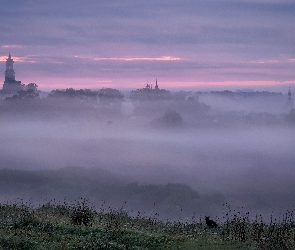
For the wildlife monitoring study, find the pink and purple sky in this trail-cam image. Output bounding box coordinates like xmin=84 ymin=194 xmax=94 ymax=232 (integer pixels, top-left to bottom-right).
xmin=0 ymin=0 xmax=294 ymax=91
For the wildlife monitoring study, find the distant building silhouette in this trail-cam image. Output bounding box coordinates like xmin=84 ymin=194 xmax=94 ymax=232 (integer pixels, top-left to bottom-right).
xmin=288 ymin=87 xmax=292 ymax=101
xmin=130 ymin=79 xmax=171 ymax=101
xmin=154 ymin=79 xmax=159 ymax=90
xmin=2 ymin=53 xmax=24 ymax=93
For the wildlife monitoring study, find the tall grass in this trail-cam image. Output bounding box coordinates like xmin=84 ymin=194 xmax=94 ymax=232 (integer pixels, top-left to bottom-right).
xmin=0 ymin=200 xmax=294 ymax=249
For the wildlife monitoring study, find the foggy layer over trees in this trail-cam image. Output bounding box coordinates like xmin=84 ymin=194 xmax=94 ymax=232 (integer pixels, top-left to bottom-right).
xmin=0 ymin=85 xmax=294 ymax=220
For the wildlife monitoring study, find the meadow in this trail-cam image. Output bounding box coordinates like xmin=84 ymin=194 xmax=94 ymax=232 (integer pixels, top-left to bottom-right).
xmin=0 ymin=199 xmax=294 ymax=249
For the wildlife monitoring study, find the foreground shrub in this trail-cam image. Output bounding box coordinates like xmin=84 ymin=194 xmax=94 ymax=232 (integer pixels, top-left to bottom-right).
xmin=70 ymin=198 xmax=95 ymax=226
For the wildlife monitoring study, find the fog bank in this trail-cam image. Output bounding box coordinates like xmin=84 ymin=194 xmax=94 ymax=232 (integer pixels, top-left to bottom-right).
xmin=0 ymin=90 xmax=294 ymax=220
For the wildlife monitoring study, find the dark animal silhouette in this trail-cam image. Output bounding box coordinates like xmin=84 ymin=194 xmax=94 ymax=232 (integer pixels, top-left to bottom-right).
xmin=205 ymin=216 xmax=217 ymax=228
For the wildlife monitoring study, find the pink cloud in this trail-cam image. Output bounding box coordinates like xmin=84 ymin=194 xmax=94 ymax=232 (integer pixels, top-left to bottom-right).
xmin=94 ymin=56 xmax=183 ymax=61
xmin=1 ymin=45 xmax=24 ymax=49
xmin=26 ymin=76 xmax=114 ymax=91
xmin=0 ymin=56 xmax=7 ymax=62
xmin=160 ymin=80 xmax=293 ymax=88
xmin=26 ymin=75 xmax=291 ymax=95
xmin=0 ymin=54 xmax=35 ymax=63
xmin=250 ymin=59 xmax=280 ymax=64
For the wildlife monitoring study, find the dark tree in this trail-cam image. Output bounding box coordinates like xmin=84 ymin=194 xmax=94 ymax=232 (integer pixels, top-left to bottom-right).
xmin=152 ymin=110 xmax=184 ymax=128
xmin=4 ymin=82 xmax=39 ymax=100
xmin=98 ymin=88 xmax=124 ymax=100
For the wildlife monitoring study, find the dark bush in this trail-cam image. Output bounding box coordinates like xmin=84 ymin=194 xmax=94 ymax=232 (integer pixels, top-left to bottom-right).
xmin=70 ymin=199 xmax=95 ymax=226
xmin=152 ymin=110 xmax=184 ymax=128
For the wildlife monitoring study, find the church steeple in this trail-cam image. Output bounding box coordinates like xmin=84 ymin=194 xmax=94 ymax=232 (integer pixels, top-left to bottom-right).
xmin=2 ymin=53 xmax=23 ymax=94
xmin=155 ymin=78 xmax=159 ymax=90
xmin=4 ymin=52 xmax=16 ymax=83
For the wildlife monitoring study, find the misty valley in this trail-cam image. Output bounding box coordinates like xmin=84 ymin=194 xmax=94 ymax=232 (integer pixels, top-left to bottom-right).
xmin=0 ymin=86 xmax=294 ymax=223
xmin=1 ymin=0 xmax=294 ymax=247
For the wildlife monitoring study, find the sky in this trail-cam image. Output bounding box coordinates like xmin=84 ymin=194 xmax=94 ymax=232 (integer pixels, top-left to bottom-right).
xmin=0 ymin=0 xmax=294 ymax=91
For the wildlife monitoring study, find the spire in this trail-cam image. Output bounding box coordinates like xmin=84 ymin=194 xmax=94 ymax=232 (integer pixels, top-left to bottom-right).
xmin=155 ymin=78 xmax=159 ymax=90
xmin=288 ymin=87 xmax=292 ymax=101
xmin=4 ymin=53 xmax=15 ymax=83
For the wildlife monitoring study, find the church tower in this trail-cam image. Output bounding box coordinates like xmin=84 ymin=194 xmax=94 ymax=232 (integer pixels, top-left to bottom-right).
xmin=2 ymin=53 xmax=23 ymax=93
xmin=4 ymin=53 xmax=16 ymax=84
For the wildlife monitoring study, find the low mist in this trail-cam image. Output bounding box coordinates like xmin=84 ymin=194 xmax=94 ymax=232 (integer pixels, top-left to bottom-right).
xmin=0 ymin=88 xmax=294 ymax=220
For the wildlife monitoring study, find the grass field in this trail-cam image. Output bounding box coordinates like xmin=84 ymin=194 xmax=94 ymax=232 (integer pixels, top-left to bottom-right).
xmin=0 ymin=199 xmax=294 ymax=249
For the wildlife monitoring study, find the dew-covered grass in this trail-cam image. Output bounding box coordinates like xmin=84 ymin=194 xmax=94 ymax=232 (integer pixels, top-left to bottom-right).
xmin=0 ymin=199 xmax=294 ymax=249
